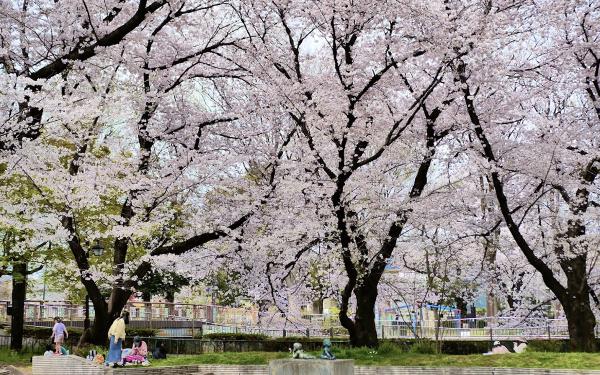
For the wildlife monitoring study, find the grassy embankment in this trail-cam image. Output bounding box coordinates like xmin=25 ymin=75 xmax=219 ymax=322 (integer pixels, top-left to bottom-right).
xmin=148 ymin=346 xmax=600 ymax=369
xmin=2 ymin=343 xmax=598 ymax=370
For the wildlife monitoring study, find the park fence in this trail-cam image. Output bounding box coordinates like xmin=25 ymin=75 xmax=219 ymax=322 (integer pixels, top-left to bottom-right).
xmin=17 ymin=317 xmax=583 ymax=341
xmin=0 ymin=299 xmax=590 ymax=341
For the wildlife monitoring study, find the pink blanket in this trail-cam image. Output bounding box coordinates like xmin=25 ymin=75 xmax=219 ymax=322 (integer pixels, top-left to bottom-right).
xmin=125 ymin=354 xmax=146 ymax=363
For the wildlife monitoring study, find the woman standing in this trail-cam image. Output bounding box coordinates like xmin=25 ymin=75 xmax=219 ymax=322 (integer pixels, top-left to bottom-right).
xmin=106 ymin=311 xmax=129 ymax=366
xmin=50 ymin=317 xmax=68 ymax=354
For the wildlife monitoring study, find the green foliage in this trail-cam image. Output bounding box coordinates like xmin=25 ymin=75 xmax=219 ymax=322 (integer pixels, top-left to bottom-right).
xmin=527 ymin=340 xmax=568 ymax=352
xmin=377 ymin=341 xmax=403 ymax=355
xmin=439 ymin=340 xmax=490 ymax=355
xmin=0 ymin=348 xmax=33 ymax=365
xmin=7 ymin=325 xmax=83 ymax=340
xmin=73 ymin=344 xmax=107 ymax=358
xmin=202 ymin=269 xmax=248 ymax=307
xmin=410 ymin=340 xmax=437 ymax=354
xmin=137 ymin=270 xmax=190 ymax=300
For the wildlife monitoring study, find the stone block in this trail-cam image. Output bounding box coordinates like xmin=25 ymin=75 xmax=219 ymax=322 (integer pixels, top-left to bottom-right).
xmin=269 ymin=359 xmax=354 ymax=375
xmin=32 ymin=355 xmax=104 ymax=375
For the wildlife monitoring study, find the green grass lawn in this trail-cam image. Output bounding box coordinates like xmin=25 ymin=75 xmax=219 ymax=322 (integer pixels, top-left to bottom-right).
xmin=0 ymin=348 xmax=33 ymax=366
xmin=3 ymin=344 xmax=593 ymax=370
xmin=148 ymin=348 xmax=600 ymax=369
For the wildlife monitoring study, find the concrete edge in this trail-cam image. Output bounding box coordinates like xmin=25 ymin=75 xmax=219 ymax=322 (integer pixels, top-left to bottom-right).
xmin=354 ymin=366 xmax=600 ymax=374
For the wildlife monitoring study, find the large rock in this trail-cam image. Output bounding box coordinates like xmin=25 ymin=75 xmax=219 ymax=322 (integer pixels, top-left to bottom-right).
xmin=269 ymin=359 xmax=354 ymax=375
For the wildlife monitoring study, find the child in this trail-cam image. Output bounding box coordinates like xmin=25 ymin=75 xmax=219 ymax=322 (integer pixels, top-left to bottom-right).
xmin=50 ymin=317 xmax=68 ymax=354
xmin=152 ymin=341 xmax=167 ymax=359
xmin=43 ymin=344 xmax=54 ymax=357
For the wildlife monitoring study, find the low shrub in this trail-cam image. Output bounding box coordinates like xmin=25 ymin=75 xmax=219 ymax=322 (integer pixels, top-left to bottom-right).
xmin=527 ymin=339 xmax=568 ymax=352
xmin=377 ymin=341 xmax=403 ymax=355
xmin=409 ymin=340 xmax=437 ymax=354
xmin=73 ymin=344 xmax=106 ymax=358
xmin=440 ymin=340 xmax=490 ymax=355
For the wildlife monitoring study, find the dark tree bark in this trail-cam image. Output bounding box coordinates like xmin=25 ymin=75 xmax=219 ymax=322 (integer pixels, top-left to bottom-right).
xmin=455 ymin=297 xmax=468 ymax=318
xmin=348 ymin=286 xmax=379 ymax=347
xmin=142 ymin=292 xmax=152 ymax=320
xmin=165 ymin=291 xmax=176 ymax=317
xmin=562 ymin=256 xmax=596 ymax=352
xmin=10 ymin=262 xmax=27 ymax=351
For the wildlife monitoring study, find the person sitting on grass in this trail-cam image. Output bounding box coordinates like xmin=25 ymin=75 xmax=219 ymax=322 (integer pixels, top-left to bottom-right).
xmin=152 ymin=341 xmax=167 ymax=359
xmin=483 ymin=341 xmax=511 ymax=355
xmin=124 ymin=336 xmax=149 ymax=365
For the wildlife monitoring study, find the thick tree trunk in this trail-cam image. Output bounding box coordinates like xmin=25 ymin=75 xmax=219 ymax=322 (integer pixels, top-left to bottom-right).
xmin=564 ymin=297 xmax=596 ymax=352
xmin=339 ymin=281 xmax=379 ymax=348
xmin=88 ymin=288 xmax=131 ymax=345
xmin=455 ymin=297 xmax=468 ymax=318
xmin=89 ymin=305 xmax=110 ymax=346
xmin=351 ymin=287 xmax=378 ymax=347
xmin=561 ymin=256 xmax=597 ymax=352
xmin=10 ymin=262 xmax=27 ymax=351
xmin=165 ymin=291 xmax=175 ymax=317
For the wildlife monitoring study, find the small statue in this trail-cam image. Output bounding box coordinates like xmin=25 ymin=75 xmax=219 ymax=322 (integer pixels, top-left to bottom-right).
xmin=320 ymin=338 xmax=336 ymax=360
xmin=292 ymin=342 xmax=315 ymax=359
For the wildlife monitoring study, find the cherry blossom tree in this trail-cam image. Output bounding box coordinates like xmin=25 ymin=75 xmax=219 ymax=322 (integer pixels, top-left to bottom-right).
xmin=447 ymin=0 xmax=600 ymax=351
xmin=0 ymin=0 xmax=289 ymax=345
xmin=232 ymin=0 xmax=466 ymax=347
xmin=2 ymin=0 xmax=600 ymax=353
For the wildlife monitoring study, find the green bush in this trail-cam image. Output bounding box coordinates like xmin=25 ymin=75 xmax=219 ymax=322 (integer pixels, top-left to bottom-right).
xmin=527 ymin=339 xmax=568 ymax=352
xmin=73 ymin=344 xmax=106 ymax=358
xmin=0 ymin=348 xmax=33 ymax=365
xmin=377 ymin=341 xmax=403 ymax=355
xmin=440 ymin=340 xmax=490 ymax=355
xmin=410 ymin=340 xmax=437 ymax=354
xmin=201 ymin=333 xmax=269 ymax=341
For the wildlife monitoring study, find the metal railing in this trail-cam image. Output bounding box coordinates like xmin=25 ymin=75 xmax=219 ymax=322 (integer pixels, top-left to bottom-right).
xmin=376 ymin=317 xmax=575 ymax=340
xmin=0 ymin=300 xmax=258 ymax=326
xmin=1 ymin=301 xmax=589 ymax=340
